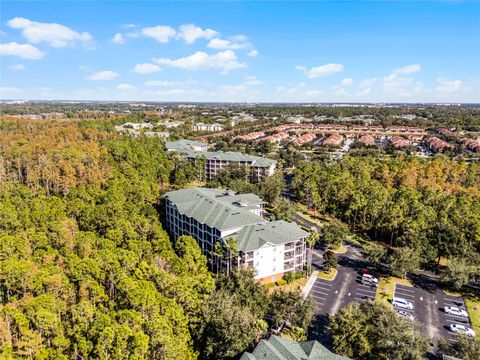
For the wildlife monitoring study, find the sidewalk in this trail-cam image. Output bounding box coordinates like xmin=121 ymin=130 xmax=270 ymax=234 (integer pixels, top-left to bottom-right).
xmin=302 ymin=270 xmax=319 ymax=299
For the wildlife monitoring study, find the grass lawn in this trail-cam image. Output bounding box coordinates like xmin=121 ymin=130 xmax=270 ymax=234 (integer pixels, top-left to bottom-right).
xmin=465 ymin=296 xmax=480 ymax=335
xmin=266 ymin=277 xmax=307 ymax=293
xmin=438 ymin=257 xmax=449 ymax=267
xmin=375 ymin=277 xmax=413 ymax=305
xmin=317 ymin=268 xmax=337 ymax=281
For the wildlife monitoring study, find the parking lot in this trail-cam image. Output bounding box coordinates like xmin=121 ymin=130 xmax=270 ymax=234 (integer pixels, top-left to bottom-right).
xmin=306 ymin=242 xmax=475 ymax=347
xmin=393 ymin=283 xmax=472 ymax=343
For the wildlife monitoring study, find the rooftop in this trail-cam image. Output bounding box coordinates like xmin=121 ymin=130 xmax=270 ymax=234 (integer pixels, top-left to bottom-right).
xmin=165 ymin=139 xmax=207 ymax=151
xmin=181 ymin=149 xmax=277 ymax=168
xmin=240 ymin=336 xmax=351 ymax=360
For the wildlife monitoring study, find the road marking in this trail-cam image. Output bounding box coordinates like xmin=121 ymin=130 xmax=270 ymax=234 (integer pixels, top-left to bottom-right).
xmin=313 ymin=285 xmax=332 ymax=291
xmin=444 ymin=314 xmax=469 ymax=320
xmin=330 ymin=272 xmax=353 ymax=315
xmin=396 ymin=286 xmax=415 ymax=293
xmin=356 ymin=289 xmax=376 ymax=295
xmin=354 ymin=297 xmax=372 ymax=301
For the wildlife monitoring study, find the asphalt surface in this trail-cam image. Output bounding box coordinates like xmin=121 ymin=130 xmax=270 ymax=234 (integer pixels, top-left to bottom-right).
xmin=292 ymin=212 xmax=473 ymax=348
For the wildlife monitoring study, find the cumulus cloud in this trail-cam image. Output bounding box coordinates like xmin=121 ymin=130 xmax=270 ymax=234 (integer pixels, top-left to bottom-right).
xmin=112 ymin=33 xmax=124 ymax=44
xmin=360 ymin=78 xmax=377 ymax=88
xmin=116 ymin=83 xmax=136 ymax=91
xmin=141 ymin=25 xmax=176 ymax=43
xmin=247 ymin=50 xmax=259 ymax=57
xmin=132 ymin=63 xmax=161 ymax=74
xmin=9 ymin=64 xmax=25 ymax=70
xmin=296 ymin=63 xmax=344 ymax=78
xmin=393 ymin=64 xmax=421 ymax=75
xmin=144 ymin=80 xmax=178 ymax=87
xmin=87 ymin=70 xmax=119 ymax=81
xmin=7 ymin=17 xmax=92 ymax=47
xmin=154 ymin=50 xmax=246 ymax=74
xmin=244 ymin=76 xmax=263 ymax=86
xmin=354 ymin=88 xmax=372 ymax=97
xmin=341 ymin=78 xmax=353 ymax=86
xmin=0 ymin=42 xmax=44 ymax=59
xmin=306 ymin=90 xmax=324 ymax=97
xmin=177 ymin=24 xmax=217 ymax=44
xmin=207 ymin=38 xmax=249 ymax=50
xmin=435 ymin=78 xmax=463 ymax=94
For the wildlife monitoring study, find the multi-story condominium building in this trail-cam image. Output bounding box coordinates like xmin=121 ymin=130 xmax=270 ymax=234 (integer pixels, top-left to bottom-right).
xmin=165 ymin=140 xmax=277 ymax=181
xmin=164 ymin=188 xmax=308 ymax=283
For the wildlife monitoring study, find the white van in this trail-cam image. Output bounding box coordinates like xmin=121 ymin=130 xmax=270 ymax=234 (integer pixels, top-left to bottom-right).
xmin=392 ymin=297 xmax=413 ymax=310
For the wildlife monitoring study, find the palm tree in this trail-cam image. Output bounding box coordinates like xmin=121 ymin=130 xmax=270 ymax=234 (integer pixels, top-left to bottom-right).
xmin=306 ymin=228 xmax=320 ymax=275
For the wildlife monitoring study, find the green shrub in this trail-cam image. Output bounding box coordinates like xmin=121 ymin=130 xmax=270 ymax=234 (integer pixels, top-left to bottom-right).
xmin=275 ymin=279 xmax=287 ymax=286
xmin=284 ymin=273 xmax=294 ymax=284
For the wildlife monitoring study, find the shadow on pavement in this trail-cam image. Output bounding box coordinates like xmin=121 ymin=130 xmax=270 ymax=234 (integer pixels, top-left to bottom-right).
xmin=308 ymin=313 xmax=333 ymax=350
xmin=408 ymin=273 xmax=442 ymax=294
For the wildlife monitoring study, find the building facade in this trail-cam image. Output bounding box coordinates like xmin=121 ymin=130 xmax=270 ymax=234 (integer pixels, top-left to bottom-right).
xmin=165 ymin=140 xmax=277 ymax=181
xmin=164 ymin=188 xmax=308 ymax=283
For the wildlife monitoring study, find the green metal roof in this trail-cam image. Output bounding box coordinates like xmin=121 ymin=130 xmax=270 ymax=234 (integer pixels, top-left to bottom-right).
xmin=232 ymin=220 xmax=309 ymax=252
xmin=240 ymin=336 xmax=351 ymax=360
xmin=164 ymin=188 xmax=266 ymax=232
xmin=165 ymin=139 xmax=206 ymax=151
xmin=180 ymin=149 xmax=277 ymax=168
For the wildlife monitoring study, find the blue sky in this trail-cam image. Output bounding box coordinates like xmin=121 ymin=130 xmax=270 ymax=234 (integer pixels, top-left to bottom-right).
xmin=1 ymin=1 xmax=479 ymax=102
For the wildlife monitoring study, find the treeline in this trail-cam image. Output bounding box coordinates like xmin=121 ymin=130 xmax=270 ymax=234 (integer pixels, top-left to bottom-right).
xmin=0 ymin=119 xmax=313 ymax=359
xmin=291 ymin=155 xmax=480 ymax=272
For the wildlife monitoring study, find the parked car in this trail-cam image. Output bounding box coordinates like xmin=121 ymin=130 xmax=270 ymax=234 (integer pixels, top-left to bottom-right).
xmin=361 ymin=274 xmax=378 ymax=287
xmin=392 ymin=297 xmax=414 ymax=310
xmin=396 ymin=310 xmax=414 ymax=322
xmin=444 ymin=306 xmax=468 ymax=318
xmin=449 ymin=323 xmax=476 ymax=337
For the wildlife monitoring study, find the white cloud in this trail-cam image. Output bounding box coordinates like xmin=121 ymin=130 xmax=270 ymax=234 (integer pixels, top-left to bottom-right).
xmin=7 ymin=17 xmax=92 ymax=47
xmin=0 ymin=86 xmax=24 ymax=98
xmin=144 ymin=80 xmax=178 ymax=87
xmin=0 ymin=42 xmax=44 ymax=59
xmin=132 ymin=63 xmax=161 ymax=74
xmin=9 ymin=63 xmax=25 ymax=70
xmin=393 ymin=64 xmax=421 ymax=75
xmin=341 ymin=78 xmax=353 ymax=86
xmin=78 ymin=65 xmax=88 ymax=70
xmin=116 ymin=83 xmax=136 ymax=91
xmin=435 ymin=78 xmax=463 ymax=94
xmin=112 ymin=33 xmax=124 ymax=44
xmin=141 ymin=25 xmax=176 ymax=43
xmin=247 ymin=50 xmax=259 ymax=57
xmin=207 ymin=38 xmax=248 ymax=50
xmin=177 ymin=24 xmax=217 ymax=44
xmin=155 ymin=50 xmax=246 ymax=74
xmin=123 ymin=24 xmax=137 ymax=29
xmin=296 ymin=63 xmax=344 ymax=78
xmin=87 ymin=70 xmax=119 ymax=81
xmin=244 ymin=76 xmax=263 ymax=86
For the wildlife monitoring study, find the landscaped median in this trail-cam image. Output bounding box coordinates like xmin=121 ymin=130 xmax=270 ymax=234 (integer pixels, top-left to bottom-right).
xmin=375 ymin=276 xmax=413 ymax=305
xmin=317 ymin=268 xmax=337 ymax=281
xmin=265 ymin=277 xmax=307 ymax=293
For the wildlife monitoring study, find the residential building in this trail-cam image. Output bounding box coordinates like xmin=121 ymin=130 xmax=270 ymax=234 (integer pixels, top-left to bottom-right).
xmin=425 ymin=136 xmax=455 ymax=153
xmin=191 ymin=122 xmax=225 ymax=132
xmin=164 ymin=188 xmax=308 ymax=283
xmin=165 ymin=139 xmax=208 ymax=152
xmin=166 ymin=140 xmax=276 ymax=181
xmin=240 ymin=335 xmax=350 ymax=360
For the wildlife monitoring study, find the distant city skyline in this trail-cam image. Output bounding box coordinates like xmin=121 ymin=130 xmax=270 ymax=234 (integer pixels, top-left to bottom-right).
xmin=1 ymin=1 xmax=479 ymax=102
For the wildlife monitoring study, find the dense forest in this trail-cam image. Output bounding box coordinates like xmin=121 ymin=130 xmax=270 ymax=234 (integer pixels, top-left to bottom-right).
xmin=0 ymin=119 xmax=312 ymax=359
xmin=291 ymin=155 xmax=480 ymax=280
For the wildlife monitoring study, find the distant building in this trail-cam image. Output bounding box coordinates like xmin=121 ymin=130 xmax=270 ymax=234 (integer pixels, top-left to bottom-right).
xmin=164 ymin=188 xmax=308 ymax=283
xmin=144 ymin=131 xmax=169 ymax=138
xmin=240 ymin=335 xmax=350 ymax=360
xmin=158 ymin=120 xmax=185 ymax=128
xmin=191 ymin=122 xmax=225 ymax=132
xmin=166 ymin=139 xmax=208 ymax=152
xmin=166 ymin=140 xmax=276 ymax=181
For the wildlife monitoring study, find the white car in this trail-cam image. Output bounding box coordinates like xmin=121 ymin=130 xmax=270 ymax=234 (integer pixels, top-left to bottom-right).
xmin=444 ymin=306 xmax=468 ymax=318
xmin=362 ymin=274 xmax=378 ymax=287
xmin=392 ymin=297 xmax=414 ymax=310
xmin=396 ymin=310 xmax=414 ymax=322
xmin=449 ymin=323 xmax=476 ymax=337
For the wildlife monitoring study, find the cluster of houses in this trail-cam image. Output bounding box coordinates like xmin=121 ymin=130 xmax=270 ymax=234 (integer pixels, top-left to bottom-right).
xmin=425 ymin=136 xmax=455 ymax=153
xmin=437 ymin=128 xmax=480 ymax=152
